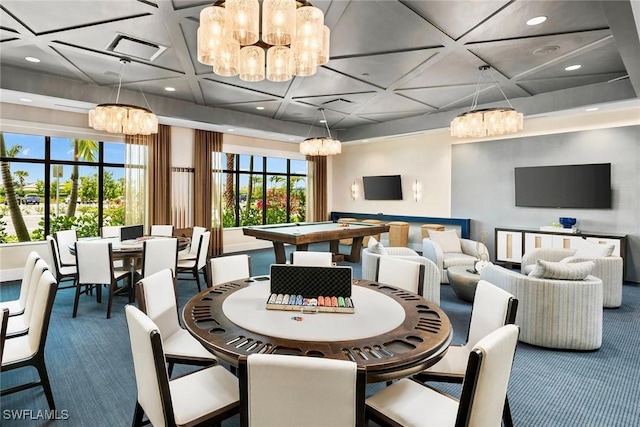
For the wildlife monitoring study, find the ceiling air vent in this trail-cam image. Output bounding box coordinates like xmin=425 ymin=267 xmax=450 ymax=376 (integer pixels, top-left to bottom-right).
xmin=106 ymin=33 xmax=167 ymax=62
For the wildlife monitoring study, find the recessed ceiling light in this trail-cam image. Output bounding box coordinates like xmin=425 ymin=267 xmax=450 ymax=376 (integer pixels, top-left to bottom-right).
xmin=20 ymin=98 xmax=33 ymax=102
xmin=256 ymin=106 xmax=265 ymax=110
xmin=319 ymin=119 xmax=326 ymax=123
xmin=227 ymin=129 xmax=235 ymax=132
xmin=533 ymin=45 xmax=560 ymax=55
xmin=164 ymin=87 xmax=176 ymax=92
xmin=585 ymin=107 xmax=599 ymax=112
xmin=565 ymin=65 xmax=582 ymax=71
xmin=363 ymin=139 xmax=369 ymax=142
xmin=288 ymin=137 xmax=295 ymax=141
xmin=526 ymin=16 xmax=547 ymax=26
xmin=25 ymin=56 xmax=40 ymax=63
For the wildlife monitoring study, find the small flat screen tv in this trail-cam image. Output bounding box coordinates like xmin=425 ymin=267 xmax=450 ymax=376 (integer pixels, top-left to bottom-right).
xmin=363 ymin=175 xmax=403 ymax=200
xmin=514 ymin=163 xmax=611 ymax=208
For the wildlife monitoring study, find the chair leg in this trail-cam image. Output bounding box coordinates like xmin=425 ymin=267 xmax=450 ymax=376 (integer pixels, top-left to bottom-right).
xmin=73 ymin=284 xmax=82 ymax=318
xmin=194 ymin=269 xmax=202 ymax=293
xmin=107 ymin=281 xmax=115 ymax=319
xmin=96 ymin=284 xmax=102 ymax=303
xmin=503 ymin=395 xmax=514 ymax=427
xmin=35 ymin=357 xmax=56 ymax=411
xmin=132 ymin=401 xmax=145 ymax=427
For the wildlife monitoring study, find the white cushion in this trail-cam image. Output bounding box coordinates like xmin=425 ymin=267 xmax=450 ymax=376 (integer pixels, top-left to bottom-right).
xmin=528 ymin=259 xmax=595 ymax=280
xmin=572 ymin=240 xmax=615 ymax=258
xmin=428 ymin=230 xmax=462 ymax=253
xmin=367 ymin=236 xmax=378 ymax=249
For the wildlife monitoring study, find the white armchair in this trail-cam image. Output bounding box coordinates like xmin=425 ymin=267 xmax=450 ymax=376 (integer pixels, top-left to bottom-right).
xmin=521 ymin=248 xmax=623 ymax=308
xmin=362 ymin=247 xmax=440 ymax=305
xmin=422 ymin=237 xmax=488 ymax=284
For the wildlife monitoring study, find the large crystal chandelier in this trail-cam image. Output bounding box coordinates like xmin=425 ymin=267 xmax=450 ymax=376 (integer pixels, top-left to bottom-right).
xmin=88 ymin=58 xmax=158 ymax=135
xmin=198 ymin=0 xmax=330 ymax=82
xmin=450 ymin=66 xmax=524 ymax=138
xmin=300 ymin=108 xmax=341 ymax=156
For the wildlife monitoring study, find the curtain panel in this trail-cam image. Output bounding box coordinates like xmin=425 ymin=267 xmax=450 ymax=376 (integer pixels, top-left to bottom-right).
xmin=306 ymin=155 xmax=328 ymax=222
xmin=148 ymin=124 xmax=172 ymax=225
xmin=194 ymin=130 xmax=223 ymax=256
xmin=124 ymin=134 xmax=149 ymax=227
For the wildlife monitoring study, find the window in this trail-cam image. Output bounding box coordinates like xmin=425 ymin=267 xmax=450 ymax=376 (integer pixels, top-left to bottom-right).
xmin=221 ymin=153 xmax=307 ymax=228
xmin=0 ymin=132 xmax=128 ymax=242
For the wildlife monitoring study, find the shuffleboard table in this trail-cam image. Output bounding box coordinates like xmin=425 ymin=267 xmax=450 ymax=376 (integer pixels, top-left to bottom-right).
xmin=243 ymin=221 xmax=390 ymax=263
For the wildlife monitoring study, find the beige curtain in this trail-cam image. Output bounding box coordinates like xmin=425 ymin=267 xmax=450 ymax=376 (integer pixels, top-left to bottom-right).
xmin=148 ymin=124 xmax=172 ymax=225
xmin=306 ymin=155 xmax=328 ymax=222
xmin=124 ymin=135 xmax=149 ymax=226
xmin=194 ymin=130 xmax=223 ymax=256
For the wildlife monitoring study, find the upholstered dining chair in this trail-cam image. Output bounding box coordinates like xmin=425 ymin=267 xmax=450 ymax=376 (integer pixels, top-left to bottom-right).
xmin=1 ymin=270 xmax=59 ymax=410
xmin=138 ymin=237 xmax=178 ymax=279
xmin=178 ymin=225 xmax=206 ymax=261
xmin=413 ymin=279 xmax=519 ymax=427
xmin=366 ymin=324 xmax=520 ymax=427
xmin=46 ymin=235 xmax=77 ymax=291
xmin=150 ymin=224 xmax=174 ymax=237
xmin=54 ymin=229 xmax=77 ymax=266
xmin=238 ymin=354 xmax=366 ymax=427
xmin=0 ymin=251 xmax=39 ymax=317
xmin=6 ymin=259 xmax=49 ymax=338
xmin=376 ymin=256 xmax=425 ymax=295
xmin=177 ymin=230 xmax=210 ymax=292
xmin=136 ymin=269 xmax=217 ymax=376
xmin=291 ymin=251 xmax=333 ymax=266
xmin=74 ymin=240 xmax=129 ymax=319
xmin=0 ymin=308 xmax=9 ymax=362
xmin=208 ymin=254 xmax=252 ymax=287
xmin=100 ymin=225 xmax=122 ymax=238
xmin=125 ymin=305 xmax=239 ymax=427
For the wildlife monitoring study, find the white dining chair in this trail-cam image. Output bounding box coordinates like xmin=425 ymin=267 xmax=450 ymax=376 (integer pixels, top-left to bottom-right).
xmin=0 ymin=251 xmax=40 ymax=317
xmin=376 ymin=256 xmax=425 ymax=295
xmin=46 ymin=235 xmax=77 ymax=291
xmin=100 ymin=225 xmax=122 ymax=239
xmin=138 ymin=237 xmax=178 ymax=279
xmin=54 ymin=229 xmax=77 ymax=266
xmin=6 ymin=259 xmax=49 ymax=338
xmin=178 ymin=226 xmax=206 ymax=260
xmin=291 ymin=251 xmax=333 ymax=266
xmin=208 ymin=254 xmax=252 ymax=287
xmin=177 ymin=231 xmax=210 ymax=292
xmin=150 ymin=224 xmax=174 ymax=237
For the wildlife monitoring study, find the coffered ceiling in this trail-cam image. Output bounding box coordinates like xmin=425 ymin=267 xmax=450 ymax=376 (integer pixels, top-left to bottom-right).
xmin=1 ymin=0 xmax=639 ymax=143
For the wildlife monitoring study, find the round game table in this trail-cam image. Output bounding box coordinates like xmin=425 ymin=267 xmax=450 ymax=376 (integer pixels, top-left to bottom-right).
xmin=183 ymin=279 xmax=452 ymax=383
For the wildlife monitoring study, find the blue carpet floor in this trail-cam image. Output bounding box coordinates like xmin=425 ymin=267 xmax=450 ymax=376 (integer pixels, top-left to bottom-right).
xmin=1 ymin=243 xmax=639 ymax=426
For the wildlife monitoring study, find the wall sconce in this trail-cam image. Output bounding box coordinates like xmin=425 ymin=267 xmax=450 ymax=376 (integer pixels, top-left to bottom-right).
xmin=412 ymin=179 xmax=421 ymax=202
xmin=350 ymin=181 xmax=359 ymax=200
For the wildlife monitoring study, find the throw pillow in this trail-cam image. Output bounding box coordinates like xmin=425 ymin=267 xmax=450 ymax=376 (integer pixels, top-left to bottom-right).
xmin=428 ymin=229 xmax=462 ymax=253
xmin=572 ymin=240 xmax=615 ymax=258
xmin=367 ymin=237 xmax=388 ymax=255
xmin=367 ymin=236 xmax=378 ymax=249
xmin=528 ymin=259 xmax=595 ymax=280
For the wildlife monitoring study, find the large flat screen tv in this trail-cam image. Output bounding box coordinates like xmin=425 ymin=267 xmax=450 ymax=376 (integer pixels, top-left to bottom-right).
xmin=363 ymin=175 xmax=403 ymax=200
xmin=514 ymin=163 xmax=611 ymax=208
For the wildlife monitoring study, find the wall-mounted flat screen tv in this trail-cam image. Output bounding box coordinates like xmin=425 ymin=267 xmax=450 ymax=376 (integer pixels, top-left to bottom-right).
xmin=363 ymin=175 xmax=403 ymax=200
xmin=514 ymin=163 xmax=611 ymax=208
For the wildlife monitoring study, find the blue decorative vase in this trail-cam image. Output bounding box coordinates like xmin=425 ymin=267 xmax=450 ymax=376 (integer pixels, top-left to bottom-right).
xmin=559 ymin=217 xmax=576 ymax=229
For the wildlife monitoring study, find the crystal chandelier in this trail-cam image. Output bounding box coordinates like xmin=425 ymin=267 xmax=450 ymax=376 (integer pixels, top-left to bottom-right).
xmin=299 ymin=108 xmax=341 ymax=156
xmin=198 ymin=0 xmax=330 ymax=82
xmin=88 ymin=58 xmax=158 ymax=135
xmin=450 ymin=65 xmax=524 ymax=138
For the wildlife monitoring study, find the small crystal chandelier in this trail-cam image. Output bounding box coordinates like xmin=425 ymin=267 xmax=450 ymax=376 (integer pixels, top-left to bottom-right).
xmin=197 ymin=0 xmax=330 ymax=82
xmin=450 ymin=65 xmax=524 ymax=138
xmin=88 ymin=58 xmax=158 ymax=135
xmin=299 ymin=108 xmax=341 ymax=156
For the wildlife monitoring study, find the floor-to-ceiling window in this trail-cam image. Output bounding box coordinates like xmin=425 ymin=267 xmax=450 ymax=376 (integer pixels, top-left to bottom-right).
xmin=0 ymin=132 xmax=126 ymax=242
xmin=221 ymin=153 xmax=306 ymax=228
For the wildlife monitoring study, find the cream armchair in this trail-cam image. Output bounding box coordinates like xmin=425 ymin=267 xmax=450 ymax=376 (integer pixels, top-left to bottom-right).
xmin=422 ymin=237 xmax=488 ymax=284
xmin=521 ymin=248 xmax=623 ymax=308
xmin=362 ymin=247 xmax=440 ymax=305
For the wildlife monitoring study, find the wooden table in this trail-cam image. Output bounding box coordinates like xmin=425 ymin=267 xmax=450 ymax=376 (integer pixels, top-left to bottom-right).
xmin=183 ymin=278 xmax=451 ymax=383
xmin=243 ymin=221 xmax=390 ymax=263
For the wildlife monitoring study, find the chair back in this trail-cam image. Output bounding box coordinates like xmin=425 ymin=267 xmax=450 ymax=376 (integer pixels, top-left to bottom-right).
xmin=125 ymin=305 xmax=175 ymax=427
xmin=16 ymin=251 xmax=40 ymax=311
xmin=292 ymin=251 xmax=332 ymax=266
xmin=239 ymin=354 xmax=365 ymax=427
xmin=209 ymin=254 xmax=251 ymax=286
xmin=22 ymin=259 xmax=50 ymax=328
xmin=376 ymin=257 xmax=425 ymax=295
xmin=54 ymin=229 xmax=77 ymax=266
xmin=142 ymin=238 xmax=178 ymax=277
xmin=46 ymin=236 xmax=64 ymax=281
xmin=190 ymin=226 xmax=206 ymax=256
xmin=457 ymin=324 xmax=520 ymax=427
xmin=150 ymin=225 xmax=174 ymax=237
xmin=75 ymin=241 xmax=115 ymax=285
xmin=26 ymin=270 xmax=58 ymax=356
xmin=466 ymin=280 xmax=518 ymax=350
xmin=196 ymin=231 xmax=211 ymax=270
xmin=136 ymin=269 xmax=181 ymax=340
xmin=100 ymin=226 xmax=122 ymax=239
xmin=1 ymin=308 xmax=8 ymax=361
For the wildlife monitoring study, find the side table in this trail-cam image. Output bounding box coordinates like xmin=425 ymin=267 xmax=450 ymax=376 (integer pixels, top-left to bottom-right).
xmin=446 ymin=266 xmax=480 ymax=302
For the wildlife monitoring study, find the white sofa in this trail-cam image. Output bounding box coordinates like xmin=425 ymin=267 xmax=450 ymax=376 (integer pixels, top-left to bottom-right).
xmin=480 ymin=264 xmax=603 ymax=350
xmin=521 ymin=248 xmax=623 ymax=308
xmin=422 ymin=238 xmax=488 ymax=284
xmin=361 ymin=247 xmax=440 ymax=305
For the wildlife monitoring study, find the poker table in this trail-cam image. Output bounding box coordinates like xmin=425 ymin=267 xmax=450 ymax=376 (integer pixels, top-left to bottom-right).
xmin=242 ymin=221 xmax=390 ymax=263
xmin=183 ymin=278 xmax=452 ymax=383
